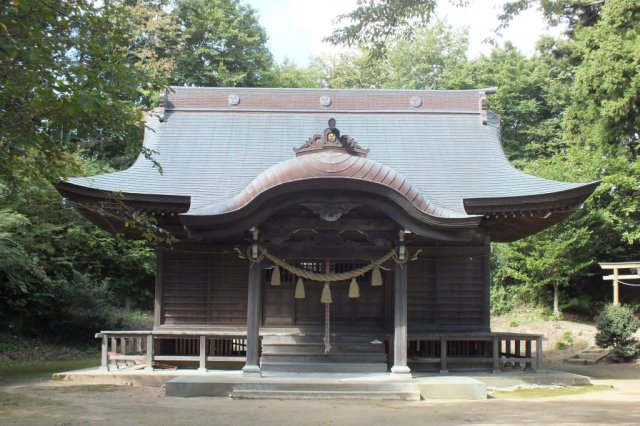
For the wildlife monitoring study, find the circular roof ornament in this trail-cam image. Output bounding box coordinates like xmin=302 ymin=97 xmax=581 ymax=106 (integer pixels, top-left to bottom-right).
xmin=410 ymin=96 xmax=422 ymax=108
xmin=228 ymin=94 xmax=240 ymax=106
xmin=319 ymin=95 xmax=332 ymax=107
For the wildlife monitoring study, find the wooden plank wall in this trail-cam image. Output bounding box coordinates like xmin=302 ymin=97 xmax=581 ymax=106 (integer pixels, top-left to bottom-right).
xmin=160 ymin=250 xmax=248 ymax=327
xmin=263 ymin=261 xmax=386 ymax=327
xmin=158 ymin=245 xmax=489 ymax=331
xmin=408 ymin=248 xmax=489 ymax=332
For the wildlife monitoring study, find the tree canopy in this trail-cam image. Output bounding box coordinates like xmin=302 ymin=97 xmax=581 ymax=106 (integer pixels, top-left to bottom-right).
xmin=0 ymin=0 xmax=275 ymax=342
xmin=325 ymin=0 xmax=467 ymax=58
xmin=170 ymin=0 xmax=274 ymax=87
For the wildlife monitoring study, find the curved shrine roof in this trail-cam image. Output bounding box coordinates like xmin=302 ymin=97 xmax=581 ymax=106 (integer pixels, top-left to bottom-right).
xmin=189 ymin=150 xmax=467 ymax=220
xmin=58 ymin=87 xmax=598 ymax=241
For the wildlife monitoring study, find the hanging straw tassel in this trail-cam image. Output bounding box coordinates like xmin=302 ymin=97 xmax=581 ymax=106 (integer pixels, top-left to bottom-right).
xmin=371 ymin=265 xmax=383 ymax=286
xmin=271 ymin=265 xmax=281 ymax=286
xmin=294 ymin=277 xmax=305 ymax=299
xmin=348 ymin=278 xmax=360 ymax=299
xmin=321 ymin=283 xmax=332 ymax=304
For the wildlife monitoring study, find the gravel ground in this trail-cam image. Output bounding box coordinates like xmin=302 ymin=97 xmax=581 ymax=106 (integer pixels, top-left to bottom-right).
xmin=1 ymin=376 xmax=639 ymax=425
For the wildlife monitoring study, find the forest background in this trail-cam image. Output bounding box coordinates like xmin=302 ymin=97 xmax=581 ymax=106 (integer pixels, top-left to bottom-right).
xmin=1 ymin=0 xmax=639 ymax=346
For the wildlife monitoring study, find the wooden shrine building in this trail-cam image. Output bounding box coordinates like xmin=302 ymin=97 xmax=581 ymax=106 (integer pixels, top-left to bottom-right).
xmin=57 ymin=87 xmax=597 ymax=375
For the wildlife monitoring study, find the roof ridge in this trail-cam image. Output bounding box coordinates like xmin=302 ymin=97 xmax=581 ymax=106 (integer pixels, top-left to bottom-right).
xmin=163 ymin=87 xmax=491 ymax=114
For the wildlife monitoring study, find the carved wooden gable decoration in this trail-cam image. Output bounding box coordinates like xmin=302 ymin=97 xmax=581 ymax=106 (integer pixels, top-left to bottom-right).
xmin=294 ymin=118 xmax=369 ymax=157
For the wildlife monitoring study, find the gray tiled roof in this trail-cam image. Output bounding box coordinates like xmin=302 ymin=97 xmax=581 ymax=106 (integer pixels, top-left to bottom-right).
xmin=66 ymin=87 xmax=593 ymax=218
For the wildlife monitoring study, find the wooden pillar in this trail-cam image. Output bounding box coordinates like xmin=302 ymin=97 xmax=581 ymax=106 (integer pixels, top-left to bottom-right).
xmin=391 ymin=262 xmax=411 ymax=375
xmin=145 ymin=333 xmax=154 ymax=371
xmin=535 ymin=336 xmax=543 ymax=372
xmin=99 ymin=335 xmax=109 ymax=371
xmin=242 ymin=260 xmax=262 ymax=376
xmin=198 ymin=335 xmax=207 ymax=372
xmin=505 ymin=339 xmax=512 ymax=367
xmin=514 ymin=339 xmax=521 ymax=369
xmin=154 ymin=249 xmax=164 ymax=328
xmin=613 ymin=267 xmax=620 ymax=305
xmin=482 ymin=235 xmax=491 ymax=330
xmin=525 ymin=340 xmax=532 ymax=370
xmin=439 ymin=336 xmax=448 ymax=374
xmin=492 ymin=336 xmax=500 ymax=373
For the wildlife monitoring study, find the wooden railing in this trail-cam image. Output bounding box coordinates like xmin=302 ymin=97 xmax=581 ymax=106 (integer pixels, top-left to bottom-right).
xmin=97 ymin=331 xmax=542 ymax=373
xmin=408 ymin=332 xmax=543 ymax=372
xmin=95 ymin=331 xmax=247 ymax=372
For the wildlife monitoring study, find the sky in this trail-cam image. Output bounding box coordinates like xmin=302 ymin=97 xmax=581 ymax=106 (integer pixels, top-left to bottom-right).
xmin=244 ymin=0 xmax=564 ymax=66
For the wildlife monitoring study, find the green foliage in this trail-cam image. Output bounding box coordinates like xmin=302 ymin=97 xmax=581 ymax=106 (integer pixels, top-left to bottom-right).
xmin=491 ymin=385 xmax=611 ymax=399
xmin=325 ymin=0 xmax=466 ymax=58
xmin=0 ymin=359 xmax=99 ymax=384
xmin=308 ymin=22 xmax=469 ymax=90
xmin=382 ymin=22 xmax=469 ymax=90
xmin=490 ymin=283 xmax=520 ymax=316
xmin=565 ymin=0 xmax=640 ymax=158
xmin=441 ymin=42 xmax=572 ymax=162
xmin=0 ymin=0 xmax=176 ymax=186
xmin=0 ymin=0 xmax=279 ymax=346
xmin=595 ymin=304 xmax=640 ymax=360
xmin=497 ymin=0 xmax=604 ymax=33
xmin=0 ymin=180 xmax=154 ymax=343
xmin=170 ymin=0 xmax=274 ymax=87
xmin=492 ymin=222 xmax=595 ymax=313
xmin=560 ymin=295 xmax=595 ymax=315
xmin=555 ymin=331 xmax=575 ymax=350
xmin=270 ymin=59 xmax=323 ymax=88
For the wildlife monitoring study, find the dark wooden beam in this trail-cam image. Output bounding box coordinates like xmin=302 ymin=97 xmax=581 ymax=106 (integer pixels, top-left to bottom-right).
xmin=391 ymin=262 xmax=410 ymax=374
xmin=267 ymin=243 xmax=392 ymax=260
xmin=242 ymin=260 xmax=262 ymax=376
xmin=262 ymin=217 xmax=397 ymax=233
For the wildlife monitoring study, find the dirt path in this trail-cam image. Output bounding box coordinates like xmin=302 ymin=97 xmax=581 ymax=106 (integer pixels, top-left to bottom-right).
xmin=1 ymin=374 xmax=639 ymax=425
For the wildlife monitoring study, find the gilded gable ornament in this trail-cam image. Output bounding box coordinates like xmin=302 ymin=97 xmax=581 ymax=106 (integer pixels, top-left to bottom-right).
xmin=294 ymin=118 xmax=369 ymax=157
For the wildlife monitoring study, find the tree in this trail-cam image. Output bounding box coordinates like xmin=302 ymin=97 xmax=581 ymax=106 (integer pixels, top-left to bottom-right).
xmin=0 ymin=0 xmax=175 ymax=187
xmin=307 ymin=53 xmax=387 ymax=89
xmin=493 ymin=224 xmax=594 ymax=315
xmin=595 ymin=304 xmax=640 ymax=360
xmin=270 ymin=59 xmax=323 ymax=89
xmin=0 ymin=175 xmax=155 ymax=340
xmin=496 ymin=0 xmax=604 ymax=35
xmin=382 ymin=22 xmax=468 ymax=90
xmin=440 ymin=42 xmax=571 ymax=163
xmin=325 ymin=0 xmax=466 ymax=58
xmin=0 ymin=0 xmax=178 ymax=341
xmin=308 ymin=22 xmax=468 ymax=90
xmin=564 ymin=0 xmax=640 ymax=159
xmin=170 ymin=0 xmax=274 ymax=87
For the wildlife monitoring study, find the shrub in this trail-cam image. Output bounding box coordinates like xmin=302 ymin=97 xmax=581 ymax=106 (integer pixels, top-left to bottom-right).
xmin=595 ymin=304 xmax=640 ymax=361
xmin=555 ymin=331 xmax=575 ymax=350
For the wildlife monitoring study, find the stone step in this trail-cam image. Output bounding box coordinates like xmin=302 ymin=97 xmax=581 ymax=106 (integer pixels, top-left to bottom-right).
xmin=260 ymin=361 xmax=389 ymax=374
xmin=234 ymin=382 xmax=411 ymax=392
xmin=564 ymin=346 xmax=611 ymax=365
xmin=231 ymin=389 xmax=420 ymax=400
xmin=262 ymin=335 xmax=385 ymax=345
xmin=261 ymin=344 xmax=386 ymax=354
xmin=261 ymin=353 xmax=388 ymax=364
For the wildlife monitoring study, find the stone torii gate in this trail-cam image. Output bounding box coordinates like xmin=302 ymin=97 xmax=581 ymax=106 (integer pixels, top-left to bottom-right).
xmin=599 ymin=262 xmax=640 ymax=305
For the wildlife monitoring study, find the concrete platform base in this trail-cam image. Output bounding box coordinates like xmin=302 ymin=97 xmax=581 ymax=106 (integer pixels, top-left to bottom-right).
xmin=464 ymin=370 xmax=591 ymax=387
xmin=53 ymin=367 xmax=591 ymax=400
xmin=416 ymin=376 xmax=486 ymax=400
xmin=167 ymin=374 xmax=421 ymax=400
